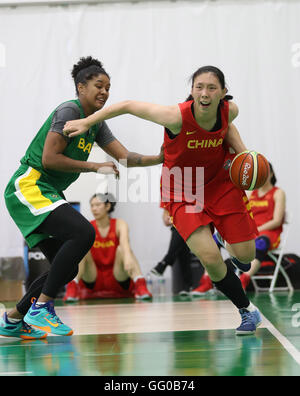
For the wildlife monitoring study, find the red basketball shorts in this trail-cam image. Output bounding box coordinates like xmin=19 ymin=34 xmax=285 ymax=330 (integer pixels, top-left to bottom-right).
xmin=166 ymin=201 xmax=258 ymax=244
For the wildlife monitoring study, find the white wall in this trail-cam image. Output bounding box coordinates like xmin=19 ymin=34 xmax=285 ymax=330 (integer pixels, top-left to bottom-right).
xmin=0 ymin=0 xmax=299 ymax=275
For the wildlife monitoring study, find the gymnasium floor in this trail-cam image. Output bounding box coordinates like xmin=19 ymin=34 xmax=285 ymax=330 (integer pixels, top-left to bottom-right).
xmin=0 ymin=291 xmax=300 ymax=377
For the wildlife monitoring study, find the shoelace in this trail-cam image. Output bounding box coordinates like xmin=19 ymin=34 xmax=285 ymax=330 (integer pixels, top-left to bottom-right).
xmin=21 ymin=320 xmax=33 ymax=333
xmin=47 ymin=304 xmax=63 ymax=324
xmin=240 ymin=310 xmax=253 ymax=326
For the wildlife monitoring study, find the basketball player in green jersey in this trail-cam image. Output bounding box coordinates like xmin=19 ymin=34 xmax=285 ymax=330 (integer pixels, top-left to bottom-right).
xmin=0 ymin=57 xmax=163 ymax=339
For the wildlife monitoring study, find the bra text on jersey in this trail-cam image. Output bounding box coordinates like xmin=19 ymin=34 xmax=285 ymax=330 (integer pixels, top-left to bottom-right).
xmin=77 ymin=138 xmax=92 ymax=154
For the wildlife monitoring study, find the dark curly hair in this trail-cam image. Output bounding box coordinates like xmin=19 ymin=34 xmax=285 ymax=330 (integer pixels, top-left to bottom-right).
xmin=90 ymin=193 xmax=116 ymax=214
xmin=71 ymin=56 xmax=110 ymax=95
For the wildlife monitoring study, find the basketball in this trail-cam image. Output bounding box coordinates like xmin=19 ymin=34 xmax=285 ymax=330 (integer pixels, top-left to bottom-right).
xmin=230 ymin=150 xmax=270 ymax=190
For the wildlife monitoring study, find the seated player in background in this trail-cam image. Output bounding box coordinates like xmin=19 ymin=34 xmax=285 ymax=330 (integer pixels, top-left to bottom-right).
xmin=239 ymin=163 xmax=286 ymax=289
xmin=64 ymin=193 xmax=152 ymax=301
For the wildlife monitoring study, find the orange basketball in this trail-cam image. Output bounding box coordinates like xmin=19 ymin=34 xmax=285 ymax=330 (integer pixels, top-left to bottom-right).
xmin=230 ymin=150 xmax=270 ymax=190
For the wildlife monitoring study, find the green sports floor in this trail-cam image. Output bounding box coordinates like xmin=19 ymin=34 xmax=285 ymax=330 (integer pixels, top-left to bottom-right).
xmin=0 ymin=292 xmax=300 ymax=377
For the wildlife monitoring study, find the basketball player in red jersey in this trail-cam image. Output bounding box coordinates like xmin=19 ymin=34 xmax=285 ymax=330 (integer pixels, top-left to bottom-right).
xmin=240 ymin=163 xmax=286 ymax=289
xmin=63 ymin=65 xmax=262 ymax=335
xmin=64 ymin=193 xmax=152 ymax=301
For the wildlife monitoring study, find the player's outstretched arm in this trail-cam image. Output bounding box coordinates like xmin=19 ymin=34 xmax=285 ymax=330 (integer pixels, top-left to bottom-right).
xmin=63 ymin=101 xmax=182 ymax=138
xmin=103 ymin=139 xmax=164 ymax=167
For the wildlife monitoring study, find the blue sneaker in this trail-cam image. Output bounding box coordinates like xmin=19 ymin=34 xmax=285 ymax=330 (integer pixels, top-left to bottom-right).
xmin=0 ymin=312 xmax=47 ymax=340
xmin=24 ymin=300 xmax=73 ymax=336
xmin=236 ymin=307 xmax=262 ymax=335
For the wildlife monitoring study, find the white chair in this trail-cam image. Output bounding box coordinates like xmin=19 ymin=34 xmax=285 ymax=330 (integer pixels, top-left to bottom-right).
xmin=251 ymin=215 xmax=294 ymax=293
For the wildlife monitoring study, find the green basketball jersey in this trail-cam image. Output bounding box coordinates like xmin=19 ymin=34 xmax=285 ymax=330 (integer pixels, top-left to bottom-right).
xmin=20 ymin=99 xmax=98 ymax=192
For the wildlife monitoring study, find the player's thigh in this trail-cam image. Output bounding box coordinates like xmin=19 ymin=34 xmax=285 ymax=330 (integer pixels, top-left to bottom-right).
xmin=113 ymin=246 xmax=129 ymax=282
xmin=81 ymin=252 xmax=98 ymax=283
xmin=186 ymin=225 xmax=223 ymax=266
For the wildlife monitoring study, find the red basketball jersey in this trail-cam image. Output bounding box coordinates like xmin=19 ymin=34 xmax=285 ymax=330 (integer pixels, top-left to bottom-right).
xmin=163 ymin=100 xmax=229 ymax=183
xmin=90 ymin=218 xmax=119 ymax=270
xmin=161 ymin=100 xmax=248 ymax=216
xmin=249 ymin=187 xmax=283 ymax=232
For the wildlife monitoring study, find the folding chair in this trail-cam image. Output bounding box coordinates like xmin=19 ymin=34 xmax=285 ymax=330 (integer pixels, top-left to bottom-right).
xmin=251 ymin=215 xmax=294 ymax=293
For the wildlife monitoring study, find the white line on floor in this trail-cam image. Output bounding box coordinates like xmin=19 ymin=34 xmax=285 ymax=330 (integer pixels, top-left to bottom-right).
xmin=262 ymin=314 xmax=300 ymax=366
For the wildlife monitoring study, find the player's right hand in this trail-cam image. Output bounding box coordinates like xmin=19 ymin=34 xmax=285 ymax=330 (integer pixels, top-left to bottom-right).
xmin=97 ymin=162 xmax=120 ymax=179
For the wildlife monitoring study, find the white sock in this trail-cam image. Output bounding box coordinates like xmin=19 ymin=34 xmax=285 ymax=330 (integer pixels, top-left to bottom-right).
xmin=35 ymin=301 xmax=47 ymax=307
xmin=7 ymin=317 xmax=22 ymax=324
xmin=245 ymin=302 xmax=256 ymax=312
xmin=133 ymin=275 xmax=144 ymax=283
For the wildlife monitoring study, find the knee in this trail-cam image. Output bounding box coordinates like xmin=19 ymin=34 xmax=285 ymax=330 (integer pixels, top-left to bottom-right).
xmin=87 ymin=224 xmax=96 ymax=246
xmin=115 ymin=245 xmax=123 ymax=257
xmin=236 ymin=249 xmax=256 ymax=263
xmin=194 ymin=251 xmax=223 ymax=270
xmin=65 ymin=268 xmax=79 ymax=284
xmin=255 ymin=236 xmax=270 ymax=261
xmin=232 ymin=240 xmax=256 ymax=263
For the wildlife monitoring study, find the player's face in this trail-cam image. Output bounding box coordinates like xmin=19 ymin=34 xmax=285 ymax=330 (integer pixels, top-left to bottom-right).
xmin=79 ymin=74 xmax=111 ymax=111
xmin=90 ymin=197 xmax=110 ymax=220
xmin=191 ymin=73 xmax=226 ymax=115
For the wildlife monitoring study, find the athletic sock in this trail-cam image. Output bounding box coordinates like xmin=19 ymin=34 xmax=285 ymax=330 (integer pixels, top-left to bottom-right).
xmin=244 ymin=302 xmax=257 ymax=312
xmin=6 ymin=316 xmax=22 ymax=324
xmin=213 ymin=264 xmax=250 ymax=309
xmin=35 ymin=301 xmax=49 ymax=307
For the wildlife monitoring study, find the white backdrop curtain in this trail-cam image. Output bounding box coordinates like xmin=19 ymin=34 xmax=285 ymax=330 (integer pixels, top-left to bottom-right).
xmin=0 ymin=0 xmax=299 ymax=275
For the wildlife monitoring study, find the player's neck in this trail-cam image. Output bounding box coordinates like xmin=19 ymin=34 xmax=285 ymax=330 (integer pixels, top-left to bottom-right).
xmin=96 ymin=216 xmax=110 ymax=230
xmin=193 ymin=105 xmax=217 ymax=131
xmin=79 ymin=98 xmax=96 ymax=117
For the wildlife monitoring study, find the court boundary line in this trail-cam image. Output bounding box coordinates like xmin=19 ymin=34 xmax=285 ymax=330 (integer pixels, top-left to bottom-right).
xmin=59 ymin=300 xmax=300 ymax=365
xmin=261 ymin=313 xmax=300 ymax=366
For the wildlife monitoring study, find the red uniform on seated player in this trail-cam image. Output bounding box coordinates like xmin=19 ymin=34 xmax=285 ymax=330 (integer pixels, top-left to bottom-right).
xmin=64 ymin=193 xmax=152 ymax=301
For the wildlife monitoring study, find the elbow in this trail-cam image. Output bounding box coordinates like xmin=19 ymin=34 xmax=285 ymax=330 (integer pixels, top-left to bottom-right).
xmin=42 ymin=154 xmax=53 ymax=170
xmin=42 ymin=157 xmax=49 ymax=169
xmin=272 ymin=218 xmax=283 ymax=229
xmin=121 ymin=100 xmax=136 ymax=114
